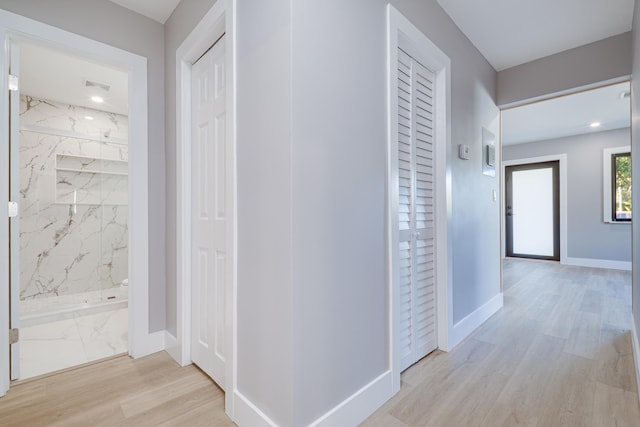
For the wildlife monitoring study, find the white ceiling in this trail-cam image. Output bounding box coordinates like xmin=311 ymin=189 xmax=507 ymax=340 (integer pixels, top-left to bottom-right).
xmin=437 ymin=0 xmax=634 ymax=71
xmin=20 ymin=41 xmax=128 ymax=115
xmin=108 ymin=0 xmax=180 ymax=24
xmin=502 ymin=82 xmax=630 ymax=146
xmin=435 ymin=0 xmax=634 ymax=145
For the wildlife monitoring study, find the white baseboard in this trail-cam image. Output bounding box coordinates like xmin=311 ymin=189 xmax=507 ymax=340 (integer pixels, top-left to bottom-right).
xmin=233 ymin=370 xmax=394 ymax=427
xmin=164 ymin=331 xmax=182 ymax=364
xmin=309 ymin=370 xmax=393 ymax=427
xmin=631 ymin=315 xmax=640 ymax=400
xmin=565 ymin=257 xmax=631 ymax=271
xmin=233 ymin=390 xmax=279 ymax=427
xmin=449 ymin=293 xmax=503 ymax=349
xmin=130 ymin=330 xmax=165 ymax=359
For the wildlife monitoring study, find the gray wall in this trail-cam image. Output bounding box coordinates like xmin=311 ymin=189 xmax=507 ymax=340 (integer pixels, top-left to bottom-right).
xmin=393 ymin=1 xmax=501 ymax=326
xmin=498 ymin=33 xmax=632 ymax=107
xmin=164 ymin=0 xmax=219 ymax=337
xmin=631 ymin=0 xmax=640 ymax=357
xmin=236 ymin=1 xmax=295 ymax=424
xmin=0 ymin=0 xmax=166 ymax=331
xmin=164 ymin=0 xmax=501 ymax=424
xmin=290 ymin=1 xmax=387 ymax=424
xmin=167 ymin=0 xmax=500 ymax=425
xmin=503 ymin=128 xmax=632 ymax=263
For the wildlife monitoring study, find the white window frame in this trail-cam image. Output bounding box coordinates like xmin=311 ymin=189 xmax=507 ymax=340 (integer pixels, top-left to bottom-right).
xmin=603 ymin=146 xmax=631 ymax=223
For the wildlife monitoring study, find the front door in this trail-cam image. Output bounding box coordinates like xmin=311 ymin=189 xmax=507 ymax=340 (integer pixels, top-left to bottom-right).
xmin=505 ymin=161 xmax=560 ymax=261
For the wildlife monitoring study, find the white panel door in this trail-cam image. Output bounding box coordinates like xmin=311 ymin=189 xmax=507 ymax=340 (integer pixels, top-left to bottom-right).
xmin=397 ymin=48 xmax=438 ymax=372
xmin=191 ymin=36 xmax=226 ymax=389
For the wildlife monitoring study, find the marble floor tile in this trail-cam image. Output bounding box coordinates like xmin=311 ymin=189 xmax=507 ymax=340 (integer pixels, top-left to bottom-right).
xmin=19 ymin=308 xmax=128 ymax=380
xmin=19 ymin=318 xmax=87 ymax=379
xmin=76 ymin=308 xmax=128 ymax=361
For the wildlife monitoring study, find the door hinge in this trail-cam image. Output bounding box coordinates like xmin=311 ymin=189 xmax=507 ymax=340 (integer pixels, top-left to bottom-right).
xmin=8 ymin=201 xmax=18 ymax=218
xmin=9 ymin=328 xmax=18 ymax=345
xmin=8 ymin=74 xmax=18 ymax=91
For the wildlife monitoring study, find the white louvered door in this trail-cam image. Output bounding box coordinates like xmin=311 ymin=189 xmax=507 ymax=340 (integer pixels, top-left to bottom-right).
xmin=397 ymin=47 xmax=438 ymax=372
xmin=191 ymin=36 xmax=227 ymax=389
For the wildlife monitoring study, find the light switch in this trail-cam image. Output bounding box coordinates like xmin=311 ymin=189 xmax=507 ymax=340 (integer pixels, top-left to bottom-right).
xmin=8 ymin=201 xmax=18 ymax=218
xmin=492 ymin=189 xmax=497 ymax=202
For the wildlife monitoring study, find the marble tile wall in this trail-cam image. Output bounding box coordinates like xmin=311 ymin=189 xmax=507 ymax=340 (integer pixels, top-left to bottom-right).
xmin=19 ymin=95 xmax=129 ymax=302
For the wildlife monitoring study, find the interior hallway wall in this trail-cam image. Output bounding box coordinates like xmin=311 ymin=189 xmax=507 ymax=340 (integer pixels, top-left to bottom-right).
xmin=392 ymin=0 xmax=501 ymax=327
xmin=165 ymin=0 xmax=500 ymax=424
xmin=498 ymin=32 xmax=632 ymax=107
xmin=0 ymin=0 xmax=166 ymax=331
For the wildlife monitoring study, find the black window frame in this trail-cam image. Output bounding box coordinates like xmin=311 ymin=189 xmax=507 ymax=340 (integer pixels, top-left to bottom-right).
xmin=611 ymin=152 xmax=632 ymax=222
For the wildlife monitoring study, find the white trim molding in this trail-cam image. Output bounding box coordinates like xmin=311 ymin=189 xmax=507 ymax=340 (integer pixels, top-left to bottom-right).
xmin=233 ymin=391 xmax=279 ymax=427
xmin=174 ymin=0 xmax=237 ymax=422
xmin=449 ymin=293 xmax=503 ymax=348
xmin=0 ymin=9 xmax=156 ymax=396
xmin=631 ymin=315 xmax=640 ymax=404
xmin=565 ymin=257 xmax=632 ymax=271
xmin=309 ymin=371 xmax=394 ymax=427
xmin=501 ymin=154 xmax=568 ymax=265
xmin=386 ymin=4 xmax=452 ymax=400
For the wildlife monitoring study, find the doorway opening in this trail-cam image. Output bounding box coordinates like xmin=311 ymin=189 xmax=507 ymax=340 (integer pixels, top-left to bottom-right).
xmin=1 ymin=9 xmax=156 ymax=398
xmin=10 ymin=40 xmax=130 ymax=380
xmin=500 ymin=81 xmax=632 ymax=282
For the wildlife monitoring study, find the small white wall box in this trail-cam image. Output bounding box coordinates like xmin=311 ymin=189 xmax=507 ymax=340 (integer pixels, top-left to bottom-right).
xmin=482 ymin=127 xmax=496 ymax=177
xmin=458 ymin=144 xmax=470 ymax=160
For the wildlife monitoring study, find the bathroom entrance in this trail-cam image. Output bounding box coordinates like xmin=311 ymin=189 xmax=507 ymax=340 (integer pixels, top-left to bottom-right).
xmin=8 ymin=40 xmax=130 ymax=380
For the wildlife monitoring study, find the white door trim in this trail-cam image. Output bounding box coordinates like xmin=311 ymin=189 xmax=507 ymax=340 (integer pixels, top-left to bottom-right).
xmin=387 ymin=4 xmax=453 ymax=394
xmin=173 ymin=0 xmax=237 ymax=420
xmin=0 ymin=9 xmax=158 ymax=396
xmin=501 ymin=154 xmax=568 ymax=264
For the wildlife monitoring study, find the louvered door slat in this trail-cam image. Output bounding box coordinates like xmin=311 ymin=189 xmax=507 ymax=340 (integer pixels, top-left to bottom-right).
xmin=397 ymin=47 xmax=438 ymax=372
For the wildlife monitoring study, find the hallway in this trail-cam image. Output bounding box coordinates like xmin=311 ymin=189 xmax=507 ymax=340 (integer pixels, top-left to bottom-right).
xmin=364 ymin=259 xmax=639 ymax=426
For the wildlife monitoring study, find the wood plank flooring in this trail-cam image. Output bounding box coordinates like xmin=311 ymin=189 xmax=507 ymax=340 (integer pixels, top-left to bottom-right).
xmin=0 ymin=352 xmax=235 ymax=427
xmin=1 ymin=259 xmax=638 ymax=426
xmin=363 ymin=258 xmax=640 ymax=426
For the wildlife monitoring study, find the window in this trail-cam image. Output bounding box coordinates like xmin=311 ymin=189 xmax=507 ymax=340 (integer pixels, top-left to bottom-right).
xmin=612 ymin=152 xmax=632 ymax=221
xmin=603 ymin=146 xmax=632 ymax=223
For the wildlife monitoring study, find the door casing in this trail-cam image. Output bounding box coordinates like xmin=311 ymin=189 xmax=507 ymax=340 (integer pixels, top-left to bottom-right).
xmin=173 ymin=0 xmax=237 ymax=420
xmin=505 ymin=161 xmax=560 ymax=261
xmin=387 ymin=4 xmax=452 ymax=395
xmin=0 ymin=9 xmax=158 ymax=396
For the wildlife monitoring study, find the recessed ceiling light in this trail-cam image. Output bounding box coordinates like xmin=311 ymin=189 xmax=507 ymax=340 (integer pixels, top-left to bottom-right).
xmin=590 ymin=122 xmax=601 ymax=128
xmin=91 ymin=96 xmax=104 ymax=103
xmin=84 ymin=116 xmax=94 ymax=121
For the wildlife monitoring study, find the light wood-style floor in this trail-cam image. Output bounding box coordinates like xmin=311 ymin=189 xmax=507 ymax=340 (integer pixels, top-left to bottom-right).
xmin=1 ymin=259 xmax=638 ymax=426
xmin=0 ymin=352 xmax=235 ymax=426
xmin=363 ymin=258 xmax=640 ymax=426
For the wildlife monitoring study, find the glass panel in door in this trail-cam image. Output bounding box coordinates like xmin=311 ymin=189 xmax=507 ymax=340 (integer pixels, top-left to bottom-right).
xmin=506 ymin=161 xmax=559 ymax=261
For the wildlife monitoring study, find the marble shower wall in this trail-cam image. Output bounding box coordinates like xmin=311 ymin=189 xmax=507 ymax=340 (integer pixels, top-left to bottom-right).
xmin=19 ymin=95 xmax=129 ymax=301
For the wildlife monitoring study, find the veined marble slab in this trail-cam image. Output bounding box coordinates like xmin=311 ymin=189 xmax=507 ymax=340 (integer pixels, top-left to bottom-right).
xmin=19 ymin=95 xmax=129 ymax=301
